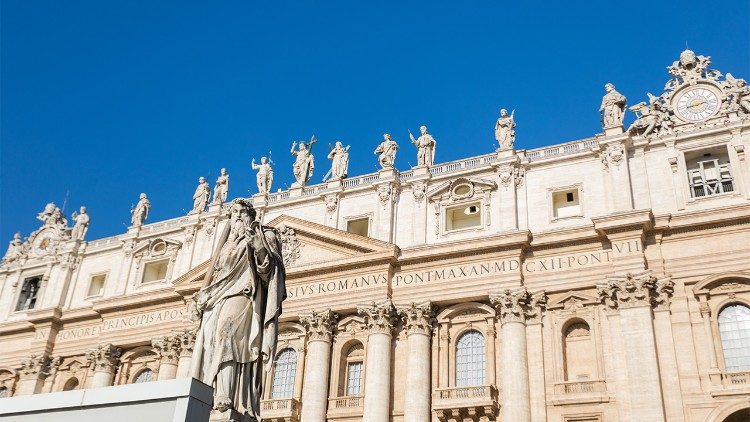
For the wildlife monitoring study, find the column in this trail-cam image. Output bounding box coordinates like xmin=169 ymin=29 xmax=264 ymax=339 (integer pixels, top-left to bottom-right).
xmin=293 ymin=345 xmax=307 ymax=399
xmin=299 ymin=309 xmax=338 ymax=422
xmin=16 ymin=354 xmax=52 ymax=395
xmin=175 ymin=330 xmax=197 ymax=378
xmin=397 ymin=302 xmax=435 ymax=422
xmin=651 ymin=281 xmax=685 ymax=422
xmin=86 ymin=344 xmax=121 ymax=388
xmin=490 ymin=289 xmax=546 ymax=422
xmin=526 ymin=318 xmax=547 ymax=422
xmin=358 ymin=300 xmax=397 ymax=422
xmin=699 ymin=299 xmax=722 ymax=385
xmin=438 ymin=325 xmax=450 ymax=387
xmin=485 ymin=321 xmax=496 ymax=384
xmin=152 ymin=335 xmax=181 ymax=380
xmin=598 ymin=272 xmax=667 ymax=421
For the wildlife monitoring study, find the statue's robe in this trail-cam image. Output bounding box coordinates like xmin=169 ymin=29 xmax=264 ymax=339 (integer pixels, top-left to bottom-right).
xmin=191 ymin=225 xmax=286 ymax=419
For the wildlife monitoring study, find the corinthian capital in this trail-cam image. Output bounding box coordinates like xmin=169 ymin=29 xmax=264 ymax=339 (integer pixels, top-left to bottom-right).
xmin=490 ymin=288 xmax=547 ymax=325
xmin=176 ymin=329 xmax=197 ymax=358
xmin=397 ymin=301 xmax=435 ymax=336
xmin=300 ymin=309 xmax=338 ymax=343
xmin=152 ymin=335 xmax=182 ymax=365
xmin=597 ymin=271 xmax=673 ymax=310
xmin=358 ymin=299 xmax=397 ymax=335
xmin=18 ymin=354 xmax=52 ymax=380
xmin=86 ymin=344 xmax=122 ymax=373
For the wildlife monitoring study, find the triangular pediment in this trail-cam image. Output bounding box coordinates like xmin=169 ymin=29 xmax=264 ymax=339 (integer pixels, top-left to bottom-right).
xmin=547 ymin=291 xmax=598 ymax=310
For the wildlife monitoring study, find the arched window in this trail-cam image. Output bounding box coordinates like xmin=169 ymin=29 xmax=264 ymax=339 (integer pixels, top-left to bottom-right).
xmin=456 ymin=330 xmax=485 ymax=386
xmin=563 ymin=321 xmax=595 ymax=381
xmin=342 ymin=343 xmax=364 ymax=396
xmin=271 ymin=348 xmax=297 ymax=399
xmin=718 ymin=304 xmax=750 ymax=372
xmin=133 ymin=368 xmax=154 ymax=383
xmin=62 ymin=377 xmax=79 ymax=391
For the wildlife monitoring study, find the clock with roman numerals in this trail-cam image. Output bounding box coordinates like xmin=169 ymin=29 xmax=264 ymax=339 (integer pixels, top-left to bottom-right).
xmin=674 ymin=85 xmax=720 ymax=122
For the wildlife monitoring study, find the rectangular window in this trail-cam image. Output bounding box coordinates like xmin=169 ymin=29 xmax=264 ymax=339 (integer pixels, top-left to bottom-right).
xmin=552 ymin=189 xmax=582 ymax=219
xmin=686 ymin=150 xmax=734 ymax=198
xmin=346 ymin=361 xmax=363 ymax=396
xmin=445 ymin=202 xmax=481 ymax=231
xmin=346 ymin=218 xmax=369 ymax=237
xmin=16 ymin=276 xmax=41 ymax=311
xmin=142 ymin=259 xmax=169 ymax=284
xmin=87 ymin=273 xmax=107 ymax=297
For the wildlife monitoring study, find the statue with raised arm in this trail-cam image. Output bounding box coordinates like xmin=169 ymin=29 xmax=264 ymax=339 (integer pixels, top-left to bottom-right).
xmin=290 ymin=137 xmax=316 ymax=187
xmin=71 ymin=206 xmax=90 ymax=241
xmin=327 ymin=141 xmax=351 ymax=179
xmin=190 ymin=198 xmax=286 ymax=421
xmin=212 ymin=168 xmax=230 ymax=204
xmin=251 ymin=157 xmax=274 ymax=195
xmin=409 ymin=125 xmax=436 ymax=167
xmin=191 ymin=177 xmax=211 ymax=214
xmin=495 ymin=108 xmax=516 ymax=150
xmin=374 ymin=133 xmax=398 ymax=169
xmin=131 ymin=193 xmax=150 ymax=227
xmin=600 ymin=83 xmax=627 ymax=129
xmin=2 ymin=233 xmax=25 ymax=265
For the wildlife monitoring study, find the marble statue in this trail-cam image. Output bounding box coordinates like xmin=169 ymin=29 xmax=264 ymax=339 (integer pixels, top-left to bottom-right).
xmin=212 ymin=168 xmax=230 ymax=204
xmin=327 ymin=141 xmax=351 ymax=180
xmin=191 ymin=177 xmax=211 ymax=214
xmin=495 ymin=109 xmax=516 ymax=150
xmin=71 ymin=206 xmax=90 ymax=241
xmin=409 ymin=126 xmax=436 ymax=167
xmin=190 ymin=198 xmax=286 ymax=421
xmin=2 ymin=233 xmax=25 ymax=264
xmin=725 ymin=73 xmax=750 ymax=115
xmin=251 ymin=157 xmax=274 ymax=195
xmin=131 ymin=193 xmax=150 ymax=227
xmin=600 ymin=83 xmax=627 ymax=129
xmin=374 ymin=133 xmax=398 ymax=169
xmin=290 ymin=137 xmax=316 ymax=187
xmin=37 ymin=203 xmax=68 ymax=230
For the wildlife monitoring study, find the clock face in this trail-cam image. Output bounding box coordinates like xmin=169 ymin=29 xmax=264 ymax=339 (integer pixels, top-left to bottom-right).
xmin=675 ymin=86 xmax=720 ymax=122
xmin=32 ymin=230 xmax=55 ymax=256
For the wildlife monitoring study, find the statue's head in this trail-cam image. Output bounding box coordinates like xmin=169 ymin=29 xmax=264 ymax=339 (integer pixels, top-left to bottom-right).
xmin=13 ymin=232 xmax=21 ymax=241
xmin=261 ymin=156 xmax=268 ymax=164
xmin=500 ymin=108 xmax=508 ymax=117
xmin=335 ymin=141 xmax=342 ymax=148
xmin=679 ymin=49 xmax=697 ymax=68
xmin=229 ymin=198 xmax=256 ymax=228
xmin=80 ymin=206 xmax=87 ymax=213
xmin=220 ymin=167 xmax=227 ymax=175
xmin=384 ymin=133 xmax=391 ymax=141
xmin=199 ymin=176 xmax=205 ymax=183
xmin=139 ymin=193 xmax=147 ymax=200
xmin=299 ymin=143 xmax=307 ymax=150
xmin=420 ymin=125 xmax=427 ymax=134
xmin=604 ymin=83 xmax=614 ymax=92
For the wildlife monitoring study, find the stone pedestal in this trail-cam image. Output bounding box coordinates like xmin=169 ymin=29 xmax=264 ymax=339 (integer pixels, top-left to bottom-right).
xmin=359 ymin=300 xmax=397 ymax=422
xmin=299 ymin=310 xmax=337 ymax=422
xmin=604 ymin=125 xmax=624 ymax=136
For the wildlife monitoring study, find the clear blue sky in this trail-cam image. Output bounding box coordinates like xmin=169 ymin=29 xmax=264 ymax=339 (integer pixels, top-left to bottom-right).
xmin=2 ymin=1 xmax=749 ymax=242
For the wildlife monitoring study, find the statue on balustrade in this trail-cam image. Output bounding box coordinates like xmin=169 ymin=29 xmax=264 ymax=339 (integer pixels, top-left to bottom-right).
xmin=374 ymin=133 xmax=398 ymax=169
xmin=131 ymin=193 xmax=150 ymax=227
xmin=212 ymin=168 xmax=230 ymax=204
xmin=495 ymin=108 xmax=516 ymax=150
xmin=191 ymin=177 xmax=211 ymax=214
xmin=409 ymin=125 xmax=436 ymax=167
xmin=251 ymin=157 xmax=273 ymax=195
xmin=326 ymin=141 xmax=350 ymax=180
xmin=600 ymin=83 xmax=627 ymax=129
xmin=190 ymin=198 xmax=286 ymax=422
xmin=71 ymin=206 xmax=90 ymax=241
xmin=1 ymin=233 xmax=26 ymax=265
xmin=290 ymin=136 xmax=317 ymax=187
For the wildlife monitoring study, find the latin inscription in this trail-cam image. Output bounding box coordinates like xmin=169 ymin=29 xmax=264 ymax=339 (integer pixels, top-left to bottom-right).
xmin=287 ymin=273 xmax=388 ymax=299
xmin=46 ymin=308 xmax=187 ymax=342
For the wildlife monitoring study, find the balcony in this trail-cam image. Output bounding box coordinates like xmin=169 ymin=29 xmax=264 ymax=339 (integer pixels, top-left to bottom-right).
xmin=260 ymin=398 xmax=300 ymax=422
xmin=432 ymin=385 xmax=499 ymax=422
xmin=327 ymin=395 xmax=364 ymax=419
xmin=551 ymin=379 xmax=609 ymax=406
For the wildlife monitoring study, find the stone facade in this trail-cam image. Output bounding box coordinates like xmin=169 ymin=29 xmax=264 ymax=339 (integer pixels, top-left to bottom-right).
xmin=1 ymin=50 xmax=750 ymax=421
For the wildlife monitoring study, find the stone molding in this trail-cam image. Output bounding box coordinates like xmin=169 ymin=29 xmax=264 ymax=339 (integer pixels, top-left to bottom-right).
xmin=152 ymin=335 xmax=182 ymax=365
xmin=300 ymin=309 xmax=338 ymax=343
xmin=358 ymin=299 xmax=398 ymax=336
xmin=597 ymin=271 xmax=674 ymax=310
xmin=86 ymin=344 xmax=122 ymax=373
xmin=18 ymin=354 xmax=52 ymax=380
xmin=489 ymin=288 xmax=547 ymax=325
xmin=397 ymin=301 xmax=435 ymax=336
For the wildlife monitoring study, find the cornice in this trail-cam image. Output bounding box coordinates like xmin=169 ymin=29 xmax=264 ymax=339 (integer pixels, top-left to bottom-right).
xmin=529 ymin=225 xmax=600 ymax=247
xmin=92 ymin=287 xmax=184 ymax=314
xmin=656 ymin=203 xmax=750 ymax=231
xmin=399 ymin=230 xmax=530 ymax=263
xmin=591 ymin=209 xmax=653 ymax=234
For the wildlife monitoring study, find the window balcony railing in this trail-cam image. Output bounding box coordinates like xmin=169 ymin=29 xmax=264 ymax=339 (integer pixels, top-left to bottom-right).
xmin=720 ymin=371 xmax=750 ymax=388
xmin=432 ymin=385 xmax=499 ymax=422
xmin=326 ymin=395 xmax=364 ymax=419
xmin=260 ymin=398 xmax=300 ymax=422
xmin=553 ymin=379 xmax=607 ymax=395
